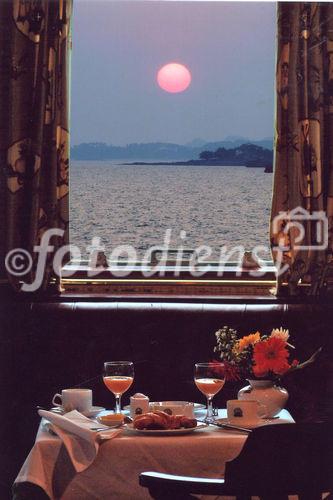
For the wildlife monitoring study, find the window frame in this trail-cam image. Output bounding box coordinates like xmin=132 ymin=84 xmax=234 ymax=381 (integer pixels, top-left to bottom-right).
xmin=61 ymin=259 xmax=277 ymax=297
xmin=67 ymin=1 xmax=276 ymax=298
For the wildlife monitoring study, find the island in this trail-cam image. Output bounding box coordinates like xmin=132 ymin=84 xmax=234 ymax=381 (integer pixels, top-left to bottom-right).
xmin=123 ymin=143 xmax=273 ymax=171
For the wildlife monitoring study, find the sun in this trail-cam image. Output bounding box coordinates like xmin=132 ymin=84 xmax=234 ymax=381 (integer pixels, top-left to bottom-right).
xmin=157 ymin=63 xmax=192 ymax=94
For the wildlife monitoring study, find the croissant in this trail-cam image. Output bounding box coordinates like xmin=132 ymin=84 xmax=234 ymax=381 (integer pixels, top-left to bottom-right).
xmin=133 ymin=411 xmax=197 ymax=430
xmin=179 ymin=416 xmax=197 ymax=428
xmin=134 ymin=412 xmax=169 ymax=430
xmin=151 ymin=410 xmax=172 ymax=426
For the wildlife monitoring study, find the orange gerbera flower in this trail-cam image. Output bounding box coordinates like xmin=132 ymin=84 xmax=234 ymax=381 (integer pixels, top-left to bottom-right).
xmin=253 ymin=336 xmax=290 ymax=377
xmin=235 ymin=331 xmax=261 ymax=353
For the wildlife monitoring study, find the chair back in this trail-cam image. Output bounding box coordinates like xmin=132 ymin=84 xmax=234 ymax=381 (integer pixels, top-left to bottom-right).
xmin=225 ymin=422 xmax=332 ymax=497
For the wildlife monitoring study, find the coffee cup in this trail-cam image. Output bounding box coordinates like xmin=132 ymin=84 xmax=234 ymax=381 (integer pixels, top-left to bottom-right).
xmin=52 ymin=388 xmax=92 ymax=413
xmin=227 ymin=399 xmax=266 ymax=424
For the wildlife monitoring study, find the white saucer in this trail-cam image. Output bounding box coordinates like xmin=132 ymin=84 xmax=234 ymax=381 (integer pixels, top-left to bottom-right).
xmin=217 ymin=417 xmax=266 ymax=429
xmin=51 ymin=406 xmax=105 ymax=418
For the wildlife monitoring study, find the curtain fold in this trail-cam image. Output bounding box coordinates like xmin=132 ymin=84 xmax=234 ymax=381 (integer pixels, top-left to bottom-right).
xmin=0 ymin=0 xmax=72 ymax=292
xmin=271 ymin=2 xmax=333 ymax=296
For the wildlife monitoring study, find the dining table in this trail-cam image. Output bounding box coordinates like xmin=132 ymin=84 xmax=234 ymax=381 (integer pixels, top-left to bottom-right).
xmin=14 ymin=409 xmax=294 ymax=500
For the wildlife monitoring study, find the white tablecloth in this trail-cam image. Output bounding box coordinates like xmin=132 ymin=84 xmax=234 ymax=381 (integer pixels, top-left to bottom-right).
xmin=15 ymin=409 xmax=294 ymax=500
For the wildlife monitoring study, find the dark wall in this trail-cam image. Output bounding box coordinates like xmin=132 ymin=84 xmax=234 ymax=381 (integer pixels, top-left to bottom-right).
xmin=1 ymin=299 xmax=332 ymax=499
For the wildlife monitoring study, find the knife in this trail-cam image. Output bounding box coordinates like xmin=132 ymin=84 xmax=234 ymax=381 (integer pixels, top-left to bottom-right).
xmin=197 ymin=420 xmax=252 ymax=433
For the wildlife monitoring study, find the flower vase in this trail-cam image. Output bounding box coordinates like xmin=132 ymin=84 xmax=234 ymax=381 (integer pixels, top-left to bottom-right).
xmin=238 ymin=379 xmax=288 ymax=418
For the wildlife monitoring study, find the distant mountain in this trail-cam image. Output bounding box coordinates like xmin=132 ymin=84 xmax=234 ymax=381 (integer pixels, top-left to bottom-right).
xmin=223 ymin=135 xmax=250 ymax=142
xmin=71 ymin=142 xmax=197 ymax=161
xmin=202 ymin=138 xmax=273 ymax=151
xmin=71 ymin=138 xmax=273 ymax=161
xmin=185 ymin=138 xmax=207 ymax=148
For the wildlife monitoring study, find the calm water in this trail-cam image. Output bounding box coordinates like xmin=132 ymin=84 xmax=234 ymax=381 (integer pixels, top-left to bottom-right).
xmin=70 ymin=161 xmax=273 ymax=260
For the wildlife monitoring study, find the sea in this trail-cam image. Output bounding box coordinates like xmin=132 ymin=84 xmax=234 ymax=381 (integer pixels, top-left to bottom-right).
xmin=70 ymin=161 xmax=273 ymax=261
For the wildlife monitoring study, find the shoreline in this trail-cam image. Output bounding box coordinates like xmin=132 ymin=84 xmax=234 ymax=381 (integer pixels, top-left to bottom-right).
xmin=123 ymin=160 xmax=247 ymax=167
xmin=121 ymin=160 xmax=272 ymax=169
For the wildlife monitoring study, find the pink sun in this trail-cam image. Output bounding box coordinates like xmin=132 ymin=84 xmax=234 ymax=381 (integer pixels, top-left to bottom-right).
xmin=157 ymin=63 xmax=192 ymax=94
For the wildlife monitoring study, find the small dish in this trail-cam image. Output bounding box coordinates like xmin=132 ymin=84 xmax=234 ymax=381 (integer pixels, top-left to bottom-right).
xmin=150 ymin=401 xmax=195 ymax=417
xmin=96 ymin=414 xmax=125 ymax=427
xmin=125 ymin=421 xmax=207 ymax=435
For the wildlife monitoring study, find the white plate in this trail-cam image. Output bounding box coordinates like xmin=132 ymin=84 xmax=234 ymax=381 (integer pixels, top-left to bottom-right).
xmin=51 ymin=406 xmax=105 ymax=418
xmin=125 ymin=421 xmax=207 ymax=435
xmin=216 ymin=417 xmax=267 ymax=429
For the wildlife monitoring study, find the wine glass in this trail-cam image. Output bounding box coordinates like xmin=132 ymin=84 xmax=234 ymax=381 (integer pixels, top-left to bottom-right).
xmin=103 ymin=361 xmax=134 ymax=414
xmin=194 ymin=362 xmax=226 ymax=422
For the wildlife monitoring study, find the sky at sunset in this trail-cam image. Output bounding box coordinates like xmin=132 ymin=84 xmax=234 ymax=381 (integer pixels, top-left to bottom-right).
xmin=71 ymin=1 xmax=276 ymax=146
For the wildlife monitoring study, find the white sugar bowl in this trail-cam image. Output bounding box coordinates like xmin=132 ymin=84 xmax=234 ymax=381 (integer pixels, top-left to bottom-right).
xmin=130 ymin=393 xmax=150 ymax=418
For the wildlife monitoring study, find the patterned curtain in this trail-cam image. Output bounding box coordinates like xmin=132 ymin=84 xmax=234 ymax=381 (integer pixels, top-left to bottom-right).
xmin=271 ymin=2 xmax=333 ymax=296
xmin=0 ymin=0 xmax=72 ymax=292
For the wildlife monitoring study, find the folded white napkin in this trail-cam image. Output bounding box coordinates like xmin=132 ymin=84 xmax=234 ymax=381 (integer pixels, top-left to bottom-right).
xmin=38 ymin=409 xmax=123 ymax=472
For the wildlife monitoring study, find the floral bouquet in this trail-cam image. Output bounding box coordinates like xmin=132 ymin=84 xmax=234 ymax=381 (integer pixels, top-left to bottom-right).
xmin=213 ymin=326 xmax=321 ymax=381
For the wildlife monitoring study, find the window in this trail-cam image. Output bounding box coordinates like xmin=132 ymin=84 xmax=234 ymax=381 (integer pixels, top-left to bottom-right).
xmin=65 ymin=1 xmax=277 ymax=295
